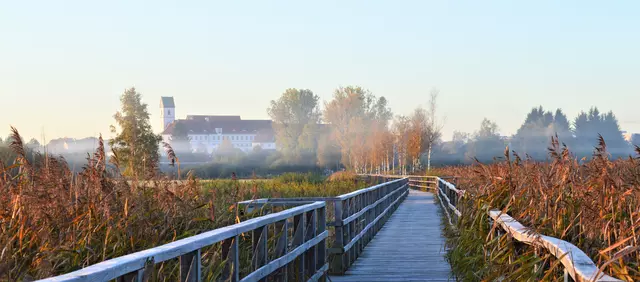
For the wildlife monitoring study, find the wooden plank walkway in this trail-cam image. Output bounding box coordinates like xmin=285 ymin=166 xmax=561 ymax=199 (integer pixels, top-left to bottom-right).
xmin=329 ymin=189 xmax=453 ymax=281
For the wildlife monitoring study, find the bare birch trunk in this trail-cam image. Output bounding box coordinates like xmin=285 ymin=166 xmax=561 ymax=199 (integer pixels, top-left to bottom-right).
xmin=427 ymin=144 xmax=432 ymax=171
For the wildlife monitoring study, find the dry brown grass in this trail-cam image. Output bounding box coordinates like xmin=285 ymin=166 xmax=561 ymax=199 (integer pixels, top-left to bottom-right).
xmin=441 ymin=136 xmax=640 ymax=281
xmin=0 ymin=128 xmax=367 ymax=281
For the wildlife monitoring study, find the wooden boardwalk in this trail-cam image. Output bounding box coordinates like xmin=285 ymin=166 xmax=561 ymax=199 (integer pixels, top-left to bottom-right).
xmin=330 ymin=189 xmax=453 ymax=282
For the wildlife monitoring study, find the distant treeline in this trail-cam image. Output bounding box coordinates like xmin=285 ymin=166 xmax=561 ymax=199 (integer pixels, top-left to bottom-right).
xmin=3 ymin=89 xmax=639 ymax=177
xmin=431 ymin=106 xmax=639 ymax=165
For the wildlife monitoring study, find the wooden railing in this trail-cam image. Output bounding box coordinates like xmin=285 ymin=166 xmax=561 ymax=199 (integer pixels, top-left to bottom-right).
xmin=38 ymin=201 xmax=328 ymax=282
xmin=435 ymin=177 xmax=621 ymax=282
xmin=407 ymin=175 xmax=438 ymax=192
xmin=330 ymin=177 xmax=409 ymax=274
xmin=238 ymin=177 xmax=410 ymax=275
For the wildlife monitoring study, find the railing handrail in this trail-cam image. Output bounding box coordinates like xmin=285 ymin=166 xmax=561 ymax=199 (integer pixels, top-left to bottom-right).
xmin=435 ymin=177 xmax=622 ymax=282
xmin=238 ymin=177 xmax=407 ymax=210
xmin=238 ymin=176 xmax=410 ymax=275
xmin=38 ymin=201 xmax=327 ymax=282
xmin=489 ymin=210 xmax=620 ymax=282
xmin=334 ymin=177 xmax=406 ymax=200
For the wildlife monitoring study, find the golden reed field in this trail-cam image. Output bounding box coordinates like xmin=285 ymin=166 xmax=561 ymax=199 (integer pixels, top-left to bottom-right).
xmin=0 ymin=128 xmax=368 ymax=281
xmin=440 ymin=137 xmax=639 ymax=281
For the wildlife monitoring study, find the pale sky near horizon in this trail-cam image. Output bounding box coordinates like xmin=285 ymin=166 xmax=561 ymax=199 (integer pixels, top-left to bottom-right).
xmin=1 ymin=1 xmax=639 ymax=142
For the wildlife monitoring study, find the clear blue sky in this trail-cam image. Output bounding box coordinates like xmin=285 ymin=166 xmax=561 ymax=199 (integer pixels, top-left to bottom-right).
xmin=1 ymin=1 xmax=639 ymax=142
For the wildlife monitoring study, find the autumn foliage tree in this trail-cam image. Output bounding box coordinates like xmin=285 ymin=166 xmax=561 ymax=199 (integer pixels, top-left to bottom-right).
xmin=323 ymin=86 xmax=392 ymax=173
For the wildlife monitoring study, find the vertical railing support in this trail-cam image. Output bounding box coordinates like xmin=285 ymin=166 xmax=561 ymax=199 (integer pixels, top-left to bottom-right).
xmin=316 ymin=206 xmax=327 ymax=282
xmin=179 ymin=249 xmax=201 ymax=282
xmin=290 ymin=212 xmax=306 ymax=280
xmin=274 ymin=219 xmax=289 ymax=281
xmin=330 ymin=200 xmax=346 ymax=274
xmin=252 ymin=226 xmax=268 ymax=282
xmin=305 ymin=209 xmax=317 ymax=279
xmin=117 ymin=270 xmax=144 ymax=282
xmin=221 ymin=236 xmax=239 ymax=282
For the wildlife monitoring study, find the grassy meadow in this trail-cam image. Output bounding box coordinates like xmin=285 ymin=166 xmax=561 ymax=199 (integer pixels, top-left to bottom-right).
xmin=0 ymin=132 xmax=368 ymax=281
xmin=440 ymin=138 xmax=640 ymax=281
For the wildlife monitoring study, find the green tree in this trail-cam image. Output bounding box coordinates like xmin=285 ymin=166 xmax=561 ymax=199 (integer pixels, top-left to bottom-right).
xmin=466 ymin=118 xmax=504 ymax=162
xmin=27 ymin=138 xmax=41 ymax=150
xmin=632 ymin=134 xmax=640 ymax=148
xmin=513 ymin=106 xmax=573 ymax=160
xmin=297 ymin=123 xmax=319 ymax=165
xmin=109 ymin=87 xmax=162 ymax=178
xmin=1 ymin=135 xmax=13 ymax=146
xmin=573 ymin=107 xmax=629 ymax=157
xmin=267 ymin=88 xmax=321 ymax=163
xmin=554 ymin=109 xmax=570 ymax=132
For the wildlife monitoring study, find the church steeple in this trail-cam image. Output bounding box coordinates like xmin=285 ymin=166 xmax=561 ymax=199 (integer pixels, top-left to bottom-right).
xmin=160 ymin=97 xmax=175 ymax=131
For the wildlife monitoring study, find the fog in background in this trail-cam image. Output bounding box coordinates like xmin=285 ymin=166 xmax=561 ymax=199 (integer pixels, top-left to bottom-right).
xmin=2 ymin=95 xmax=638 ymax=177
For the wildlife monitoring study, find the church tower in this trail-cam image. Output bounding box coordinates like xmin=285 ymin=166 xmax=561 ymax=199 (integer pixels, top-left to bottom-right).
xmin=160 ymin=97 xmax=175 ymax=131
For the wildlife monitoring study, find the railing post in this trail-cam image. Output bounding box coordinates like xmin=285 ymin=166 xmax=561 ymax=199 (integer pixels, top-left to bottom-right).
xmin=220 ymin=236 xmax=239 ymax=282
xmin=305 ymin=209 xmax=317 ymax=279
xmin=274 ymin=219 xmax=289 ymax=281
xmin=347 ymin=198 xmax=355 ymax=267
xmin=316 ymin=206 xmax=327 ymax=282
xmin=117 ymin=269 xmax=144 ymax=282
xmin=356 ymin=194 xmax=363 ymax=258
xmin=252 ymin=225 xmax=268 ymax=282
xmin=290 ymin=212 xmax=306 ymax=280
xmin=329 ymin=200 xmax=345 ymax=274
xmin=180 ymin=249 xmax=201 ymax=282
xmin=366 ymin=191 xmax=372 ymax=246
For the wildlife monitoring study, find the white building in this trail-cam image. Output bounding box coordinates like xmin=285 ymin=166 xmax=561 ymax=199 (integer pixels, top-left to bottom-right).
xmin=160 ymin=97 xmax=277 ymax=153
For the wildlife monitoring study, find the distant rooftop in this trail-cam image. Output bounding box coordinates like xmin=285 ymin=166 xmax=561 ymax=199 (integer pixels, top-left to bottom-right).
xmin=186 ymin=115 xmax=241 ymax=122
xmin=161 ymin=118 xmax=272 ymax=135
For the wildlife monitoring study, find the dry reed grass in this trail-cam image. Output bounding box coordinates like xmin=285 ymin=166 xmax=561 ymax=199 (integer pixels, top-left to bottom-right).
xmin=0 ymin=128 xmax=366 ymax=281
xmin=441 ymin=136 xmax=640 ymax=281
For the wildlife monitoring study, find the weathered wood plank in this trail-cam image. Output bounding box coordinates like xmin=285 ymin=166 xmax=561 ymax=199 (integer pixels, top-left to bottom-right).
xmin=330 ymin=190 xmax=453 ymax=281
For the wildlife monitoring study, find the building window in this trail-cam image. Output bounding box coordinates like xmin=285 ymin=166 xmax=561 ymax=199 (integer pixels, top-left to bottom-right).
xmin=168 ymin=110 xmax=171 ymax=115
